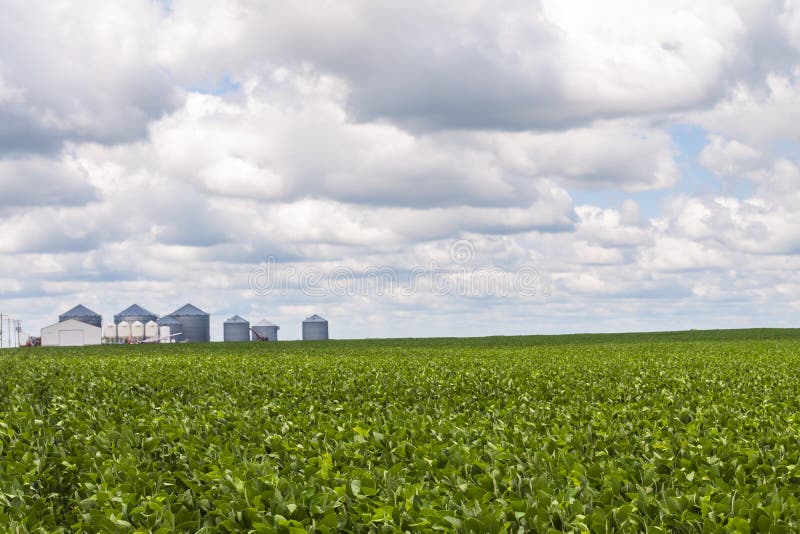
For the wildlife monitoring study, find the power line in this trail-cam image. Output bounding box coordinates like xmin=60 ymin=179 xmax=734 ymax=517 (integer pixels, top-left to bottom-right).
xmin=0 ymin=315 xmax=31 ymax=348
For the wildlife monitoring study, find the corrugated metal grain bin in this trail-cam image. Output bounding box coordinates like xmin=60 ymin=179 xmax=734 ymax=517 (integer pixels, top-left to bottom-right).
xmin=251 ymin=318 xmax=279 ymax=341
xmin=223 ymin=315 xmax=250 ymax=342
xmin=302 ymin=314 xmax=329 ymax=341
xmin=166 ymin=303 xmax=210 ymax=343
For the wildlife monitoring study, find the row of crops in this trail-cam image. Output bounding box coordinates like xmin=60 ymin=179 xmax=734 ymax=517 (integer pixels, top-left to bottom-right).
xmin=2 ymin=331 xmax=800 ymax=532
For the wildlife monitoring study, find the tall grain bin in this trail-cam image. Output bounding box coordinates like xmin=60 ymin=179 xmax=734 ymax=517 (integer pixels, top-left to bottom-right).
xmin=223 ymin=315 xmax=250 ymax=342
xmin=102 ymin=323 xmax=117 ymax=342
xmin=117 ymin=321 xmax=131 ymax=341
xmin=58 ymin=304 xmax=102 ymax=328
xmin=131 ymin=321 xmax=145 ymax=340
xmin=251 ymin=318 xmax=279 ymax=341
xmin=114 ymin=304 xmax=157 ymax=325
xmin=166 ymin=303 xmax=210 ymax=343
xmin=144 ymin=320 xmax=158 ymax=339
xmin=302 ymin=314 xmax=329 ymax=341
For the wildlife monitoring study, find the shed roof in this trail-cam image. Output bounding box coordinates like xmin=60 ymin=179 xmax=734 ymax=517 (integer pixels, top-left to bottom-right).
xmin=43 ymin=318 xmax=102 ymax=332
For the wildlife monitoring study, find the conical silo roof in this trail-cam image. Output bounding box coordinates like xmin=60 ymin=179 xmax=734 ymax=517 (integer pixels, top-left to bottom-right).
xmin=117 ymin=304 xmax=155 ymax=317
xmin=170 ymin=303 xmax=209 ymax=316
xmin=61 ymin=304 xmax=100 ymax=318
xmin=157 ymin=315 xmax=181 ymax=326
xmin=59 ymin=304 xmax=102 ymax=327
xmin=114 ymin=304 xmax=158 ymax=325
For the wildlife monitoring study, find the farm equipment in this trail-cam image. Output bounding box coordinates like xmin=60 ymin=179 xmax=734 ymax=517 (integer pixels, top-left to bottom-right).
xmin=138 ymin=332 xmax=183 ymax=344
xmin=250 ymin=327 xmax=269 ymax=341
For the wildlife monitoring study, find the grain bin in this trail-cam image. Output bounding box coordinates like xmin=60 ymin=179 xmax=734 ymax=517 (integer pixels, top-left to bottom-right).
xmin=58 ymin=304 xmax=102 ymax=328
xmin=117 ymin=321 xmax=131 ymax=341
xmin=145 ymin=320 xmax=158 ymax=339
xmin=166 ymin=303 xmax=210 ymax=343
xmin=102 ymin=323 xmax=117 ymax=342
xmin=223 ymin=315 xmax=250 ymax=342
xmin=131 ymin=321 xmax=145 ymax=341
xmin=114 ymin=304 xmax=157 ymax=325
xmin=158 ymin=326 xmax=172 ymax=342
xmin=251 ymin=318 xmax=279 ymax=341
xmin=302 ymin=314 xmax=328 ymax=340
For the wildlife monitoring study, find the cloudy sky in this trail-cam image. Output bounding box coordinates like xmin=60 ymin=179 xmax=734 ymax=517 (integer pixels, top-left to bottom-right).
xmin=2 ymin=0 xmax=800 ymax=341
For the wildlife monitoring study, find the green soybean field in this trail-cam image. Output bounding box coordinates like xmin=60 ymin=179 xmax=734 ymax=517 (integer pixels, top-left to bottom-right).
xmin=2 ymin=329 xmax=800 ymax=532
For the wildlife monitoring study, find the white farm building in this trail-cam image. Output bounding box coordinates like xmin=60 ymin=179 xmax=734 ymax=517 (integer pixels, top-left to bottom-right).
xmin=41 ymin=319 xmax=102 ymax=347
